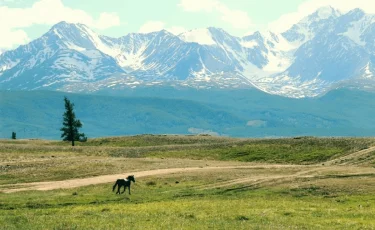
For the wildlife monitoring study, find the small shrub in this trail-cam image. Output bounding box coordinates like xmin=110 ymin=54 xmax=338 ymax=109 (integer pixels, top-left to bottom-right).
xmin=146 ymin=181 xmax=156 ymax=186
xmin=79 ymin=133 xmax=87 ymax=142
xmin=236 ymin=215 xmax=249 ymax=221
xmin=178 ymin=213 xmax=196 ymax=219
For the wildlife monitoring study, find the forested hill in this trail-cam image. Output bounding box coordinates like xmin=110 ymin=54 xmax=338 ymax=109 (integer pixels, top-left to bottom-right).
xmin=1 ymin=88 xmax=375 ymax=139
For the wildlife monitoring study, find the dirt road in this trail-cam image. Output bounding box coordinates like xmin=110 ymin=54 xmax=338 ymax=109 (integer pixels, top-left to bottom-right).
xmin=1 ymin=165 xmax=304 ymax=193
xmin=2 ymin=146 xmax=375 ymax=193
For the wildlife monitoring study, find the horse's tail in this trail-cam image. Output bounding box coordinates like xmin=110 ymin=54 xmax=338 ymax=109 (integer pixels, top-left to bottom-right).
xmin=112 ymin=180 xmax=118 ymax=192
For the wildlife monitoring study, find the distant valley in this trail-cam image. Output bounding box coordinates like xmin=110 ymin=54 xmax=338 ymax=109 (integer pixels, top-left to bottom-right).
xmin=1 ymin=88 xmax=375 ymax=139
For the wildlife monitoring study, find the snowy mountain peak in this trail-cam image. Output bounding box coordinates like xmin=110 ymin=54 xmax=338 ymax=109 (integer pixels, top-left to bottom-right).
xmin=311 ymin=6 xmax=341 ymax=20
xmin=293 ymin=6 xmax=341 ymax=26
xmin=243 ymin=31 xmax=263 ymax=40
xmin=50 ymin=21 xmax=91 ymax=35
xmin=242 ymin=31 xmax=294 ymax=51
xmin=282 ymin=6 xmax=341 ymax=45
xmin=207 ymin=27 xmax=232 ymax=36
xmin=51 ymin=21 xmax=76 ymax=29
xmin=155 ymin=29 xmax=175 ymax=37
xmin=257 ymin=31 xmax=279 ymax=42
xmin=2 ymin=14 xmax=375 ymax=98
xmin=242 ymin=31 xmax=268 ymax=47
xmin=347 ymin=8 xmax=366 ymax=16
xmin=346 ymin=8 xmax=366 ymax=20
xmin=179 ymin=28 xmax=216 ymax=45
xmin=46 ymin=21 xmax=99 ymax=51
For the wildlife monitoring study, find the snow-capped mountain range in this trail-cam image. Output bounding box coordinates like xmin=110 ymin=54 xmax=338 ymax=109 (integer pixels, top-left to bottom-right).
xmin=1 ymin=6 xmax=375 ymax=98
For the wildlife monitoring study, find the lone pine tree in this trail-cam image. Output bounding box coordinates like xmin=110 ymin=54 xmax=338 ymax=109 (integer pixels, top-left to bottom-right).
xmin=60 ymin=97 xmax=86 ymax=146
xmin=11 ymin=132 xmax=16 ymax=140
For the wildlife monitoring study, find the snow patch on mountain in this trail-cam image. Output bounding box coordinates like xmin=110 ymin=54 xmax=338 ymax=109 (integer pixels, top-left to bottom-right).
xmin=116 ymin=46 xmax=147 ymax=70
xmin=179 ymin=29 xmax=216 ymax=45
xmin=0 ymin=60 xmax=19 ymax=73
xmin=80 ymin=25 xmax=120 ymax=57
xmin=66 ymin=42 xmax=86 ymax=52
xmin=316 ymin=6 xmax=340 ymax=19
xmin=242 ymin=31 xmax=294 ymax=74
xmin=343 ymin=25 xmax=366 ymax=46
xmin=240 ymin=40 xmax=258 ymax=49
xmin=362 ymin=62 xmax=373 ymax=79
xmin=282 ymin=6 xmax=341 ymax=46
xmin=252 ymin=73 xmax=329 ymax=98
xmin=339 ymin=11 xmax=375 ymax=46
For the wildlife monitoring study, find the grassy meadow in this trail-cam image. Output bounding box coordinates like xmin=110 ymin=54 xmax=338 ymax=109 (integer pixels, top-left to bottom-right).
xmin=1 ymin=135 xmax=375 ymax=229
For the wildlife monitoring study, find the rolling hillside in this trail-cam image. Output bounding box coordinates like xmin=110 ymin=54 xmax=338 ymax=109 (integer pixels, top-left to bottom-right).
xmin=1 ymin=88 xmax=375 ymax=139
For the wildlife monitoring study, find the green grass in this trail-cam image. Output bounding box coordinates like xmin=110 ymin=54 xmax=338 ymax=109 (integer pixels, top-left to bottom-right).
xmin=2 ymin=136 xmax=375 ymax=229
xmin=103 ymin=136 xmax=375 ymax=164
xmin=1 ymin=174 xmax=375 ymax=230
xmin=2 ymin=136 xmax=374 ymax=164
xmin=1 ymin=136 xmax=375 ymax=185
xmin=68 ymin=134 xmax=235 ymax=147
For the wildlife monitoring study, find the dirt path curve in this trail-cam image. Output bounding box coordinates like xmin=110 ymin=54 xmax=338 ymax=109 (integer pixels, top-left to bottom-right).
xmin=324 ymin=146 xmax=375 ymax=166
xmin=3 ymin=146 xmax=375 ymax=194
xmin=0 ymin=165 xmax=299 ymax=193
xmin=197 ymin=167 xmax=321 ymax=191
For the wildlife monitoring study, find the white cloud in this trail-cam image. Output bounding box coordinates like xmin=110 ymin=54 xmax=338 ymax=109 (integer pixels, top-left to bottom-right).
xmin=179 ymin=0 xmax=252 ymax=29
xmin=0 ymin=0 xmax=121 ymax=29
xmin=138 ymin=21 xmax=165 ymax=34
xmin=179 ymin=0 xmax=217 ymax=12
xmin=269 ymin=0 xmax=375 ymax=33
xmin=216 ymin=4 xmax=252 ymax=29
xmin=138 ymin=21 xmax=186 ymax=35
xmin=0 ymin=29 xmax=29 ymax=50
xmin=96 ymin=12 xmax=121 ymax=30
xmin=0 ymin=0 xmax=121 ymax=50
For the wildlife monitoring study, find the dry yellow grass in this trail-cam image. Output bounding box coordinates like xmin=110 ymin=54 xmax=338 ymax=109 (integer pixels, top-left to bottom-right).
xmin=1 ymin=136 xmax=375 ymax=229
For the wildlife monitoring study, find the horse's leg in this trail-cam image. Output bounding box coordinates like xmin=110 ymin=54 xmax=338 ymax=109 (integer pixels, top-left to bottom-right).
xmin=113 ymin=182 xmax=118 ymax=193
xmin=122 ymin=185 xmax=126 ymax=194
xmin=117 ymin=185 xmax=121 ymax=194
xmin=128 ymin=184 xmax=131 ymax=195
xmin=112 ymin=182 xmax=116 ymax=192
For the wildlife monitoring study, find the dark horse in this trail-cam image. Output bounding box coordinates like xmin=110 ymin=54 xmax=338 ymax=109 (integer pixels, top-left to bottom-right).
xmin=112 ymin=175 xmax=135 ymax=195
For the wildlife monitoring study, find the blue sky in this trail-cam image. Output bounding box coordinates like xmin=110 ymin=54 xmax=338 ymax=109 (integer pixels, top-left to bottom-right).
xmin=0 ymin=0 xmax=373 ymax=50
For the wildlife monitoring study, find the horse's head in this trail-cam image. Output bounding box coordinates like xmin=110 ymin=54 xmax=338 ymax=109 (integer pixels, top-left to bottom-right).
xmin=127 ymin=175 xmax=135 ymax=183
